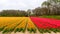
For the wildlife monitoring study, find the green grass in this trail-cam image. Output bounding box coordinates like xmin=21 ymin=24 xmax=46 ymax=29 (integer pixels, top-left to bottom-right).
xmin=40 ymin=15 xmax=60 ymax=20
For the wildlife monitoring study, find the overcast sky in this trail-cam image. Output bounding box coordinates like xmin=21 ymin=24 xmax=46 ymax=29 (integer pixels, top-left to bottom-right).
xmin=0 ymin=0 xmax=47 ymax=10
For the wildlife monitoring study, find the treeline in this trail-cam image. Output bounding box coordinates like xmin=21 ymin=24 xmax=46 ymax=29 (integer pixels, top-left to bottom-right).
xmin=0 ymin=7 xmax=60 ymax=17
xmin=0 ymin=10 xmax=28 ymax=17
xmin=32 ymin=0 xmax=60 ymax=16
xmin=0 ymin=0 xmax=60 ymax=17
xmin=32 ymin=7 xmax=60 ymax=16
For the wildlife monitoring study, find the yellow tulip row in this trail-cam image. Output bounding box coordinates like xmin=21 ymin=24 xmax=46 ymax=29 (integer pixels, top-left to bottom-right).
xmin=0 ymin=17 xmax=37 ymax=33
xmin=27 ymin=18 xmax=36 ymax=33
xmin=14 ymin=17 xmax=28 ymax=32
xmin=0 ymin=17 xmax=21 ymax=28
xmin=2 ymin=17 xmax=26 ymax=33
xmin=0 ymin=17 xmax=22 ymax=32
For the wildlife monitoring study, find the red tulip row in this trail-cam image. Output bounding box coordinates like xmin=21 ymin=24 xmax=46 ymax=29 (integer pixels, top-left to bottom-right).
xmin=30 ymin=17 xmax=60 ymax=33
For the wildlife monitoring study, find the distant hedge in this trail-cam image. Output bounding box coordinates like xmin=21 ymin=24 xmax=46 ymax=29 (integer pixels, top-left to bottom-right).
xmin=0 ymin=10 xmax=28 ymax=17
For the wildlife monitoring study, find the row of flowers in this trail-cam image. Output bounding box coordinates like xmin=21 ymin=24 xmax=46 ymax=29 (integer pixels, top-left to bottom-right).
xmin=1 ymin=17 xmax=25 ymax=33
xmin=14 ymin=18 xmax=27 ymax=33
xmin=0 ymin=17 xmax=21 ymax=31
xmin=30 ymin=17 xmax=60 ymax=33
xmin=0 ymin=17 xmax=37 ymax=33
xmin=27 ymin=18 xmax=36 ymax=33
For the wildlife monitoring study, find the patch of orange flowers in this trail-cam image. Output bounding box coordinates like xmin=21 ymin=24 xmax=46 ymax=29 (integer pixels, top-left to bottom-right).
xmin=0 ymin=17 xmax=36 ymax=33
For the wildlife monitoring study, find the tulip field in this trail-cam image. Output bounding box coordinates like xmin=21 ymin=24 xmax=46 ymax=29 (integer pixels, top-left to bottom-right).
xmin=30 ymin=17 xmax=60 ymax=33
xmin=0 ymin=17 xmax=60 ymax=34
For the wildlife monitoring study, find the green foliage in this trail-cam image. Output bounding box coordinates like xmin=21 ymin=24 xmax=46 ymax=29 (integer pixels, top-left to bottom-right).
xmin=40 ymin=16 xmax=60 ymax=19
xmin=50 ymin=28 xmax=57 ymax=33
xmin=14 ymin=28 xmax=19 ymax=33
xmin=2 ymin=29 xmax=9 ymax=33
xmin=27 ymin=28 xmax=36 ymax=33
xmin=14 ymin=28 xmax=26 ymax=33
xmin=0 ymin=26 xmax=6 ymax=32
xmin=39 ymin=29 xmax=44 ymax=33
xmin=39 ymin=29 xmax=51 ymax=33
xmin=0 ymin=10 xmax=28 ymax=17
